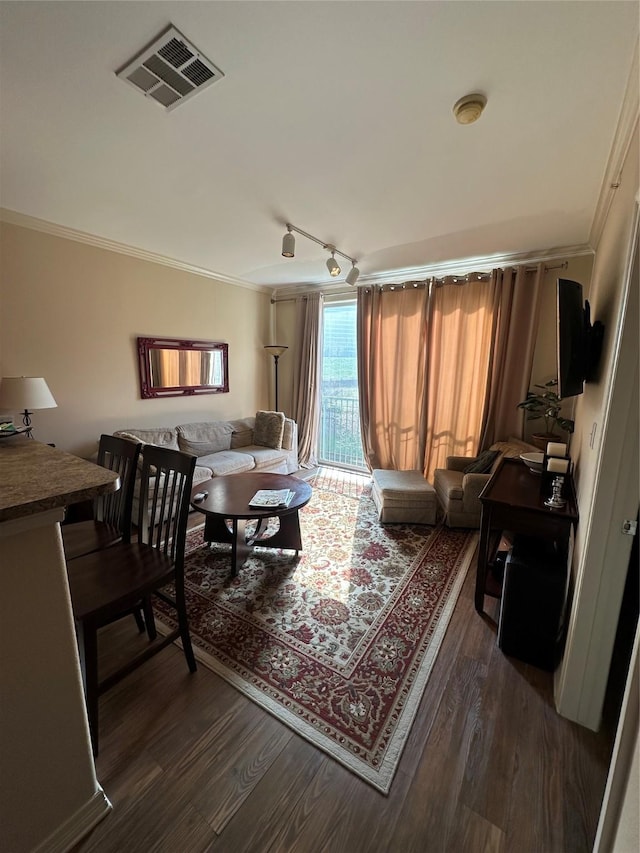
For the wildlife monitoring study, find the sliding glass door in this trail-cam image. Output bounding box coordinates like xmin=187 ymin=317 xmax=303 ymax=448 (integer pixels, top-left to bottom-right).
xmin=319 ymin=301 xmax=366 ymax=471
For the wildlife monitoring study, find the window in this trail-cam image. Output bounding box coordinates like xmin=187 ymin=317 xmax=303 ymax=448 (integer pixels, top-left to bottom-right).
xmin=319 ymin=301 xmax=366 ymax=470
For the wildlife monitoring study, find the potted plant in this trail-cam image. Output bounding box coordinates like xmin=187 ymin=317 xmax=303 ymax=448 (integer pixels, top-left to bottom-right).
xmin=517 ymin=379 xmax=574 ymax=450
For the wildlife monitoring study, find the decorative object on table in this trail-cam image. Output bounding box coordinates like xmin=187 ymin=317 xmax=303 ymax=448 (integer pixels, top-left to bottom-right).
xmin=0 ymin=422 xmax=30 ymax=438
xmin=0 ymin=376 xmax=57 ymax=438
xmin=263 ymin=345 xmax=288 ymax=411
xmin=516 ymin=379 xmax=574 ymax=451
xmin=541 ymin=440 xmax=572 ymax=498
xmin=155 ymin=470 xmax=478 ymax=793
xmin=520 ymin=451 xmax=544 ymax=473
xmin=544 ymin=475 xmax=567 ymax=509
xmin=248 ymin=488 xmax=293 ymax=508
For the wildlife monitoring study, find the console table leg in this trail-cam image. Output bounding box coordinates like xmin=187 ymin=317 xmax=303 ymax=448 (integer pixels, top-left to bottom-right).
xmin=475 ymin=519 xmax=490 ymax=614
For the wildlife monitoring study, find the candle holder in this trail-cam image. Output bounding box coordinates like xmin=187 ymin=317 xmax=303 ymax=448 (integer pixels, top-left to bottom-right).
xmin=541 ymin=451 xmax=572 ymax=497
xmin=545 ymin=475 xmax=567 ymax=509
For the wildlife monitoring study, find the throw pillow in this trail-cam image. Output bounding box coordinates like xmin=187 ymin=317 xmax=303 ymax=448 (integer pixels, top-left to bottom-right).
xmin=254 ymin=410 xmax=285 ymax=449
xmin=464 ymin=449 xmax=500 ymax=474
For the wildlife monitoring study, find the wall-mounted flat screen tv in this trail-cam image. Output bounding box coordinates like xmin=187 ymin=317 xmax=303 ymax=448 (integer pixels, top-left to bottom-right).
xmin=557 ymin=278 xmax=604 ymax=399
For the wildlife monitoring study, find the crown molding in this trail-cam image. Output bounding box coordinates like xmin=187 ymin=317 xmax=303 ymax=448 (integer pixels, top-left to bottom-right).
xmin=0 ymin=207 xmax=594 ymax=302
xmin=590 ymin=41 xmax=640 ymax=249
xmin=0 ymin=208 xmax=269 ymax=294
xmin=269 ymin=243 xmax=594 ymax=301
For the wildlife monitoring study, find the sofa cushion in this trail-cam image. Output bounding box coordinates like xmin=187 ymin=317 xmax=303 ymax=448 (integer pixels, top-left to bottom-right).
xmin=464 ymin=449 xmax=500 ymax=474
xmin=254 ymin=411 xmax=285 ymax=449
xmin=177 ymin=422 xmax=233 ymax=456
xmin=434 ymin=468 xmax=464 ymax=501
xmin=193 ymin=465 xmax=214 ymax=485
xmin=229 ymin=417 xmax=256 ymax=449
xmin=235 ymin=445 xmax=288 ymax=471
xmin=116 ymin=428 xmax=179 ymax=450
xmin=197 ymin=450 xmax=254 ymax=476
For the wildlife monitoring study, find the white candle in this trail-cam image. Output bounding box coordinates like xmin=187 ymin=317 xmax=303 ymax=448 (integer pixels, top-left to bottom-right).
xmin=547 ymin=457 xmax=569 ymax=474
xmin=546 ymin=442 xmax=567 ymax=457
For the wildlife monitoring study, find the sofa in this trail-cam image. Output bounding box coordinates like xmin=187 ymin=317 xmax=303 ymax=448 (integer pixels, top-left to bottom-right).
xmin=114 ymin=412 xmax=298 ymax=520
xmin=433 ymin=437 xmax=539 ymax=528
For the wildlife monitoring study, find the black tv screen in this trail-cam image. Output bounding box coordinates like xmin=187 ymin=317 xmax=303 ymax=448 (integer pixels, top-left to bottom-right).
xmin=557 ymin=278 xmax=586 ymax=398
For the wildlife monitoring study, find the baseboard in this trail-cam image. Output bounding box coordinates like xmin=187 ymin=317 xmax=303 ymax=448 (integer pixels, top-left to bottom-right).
xmin=32 ymin=788 xmax=112 ymax=853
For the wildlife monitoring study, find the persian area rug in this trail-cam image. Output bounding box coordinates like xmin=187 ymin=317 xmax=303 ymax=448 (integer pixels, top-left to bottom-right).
xmin=157 ymin=473 xmax=477 ymax=794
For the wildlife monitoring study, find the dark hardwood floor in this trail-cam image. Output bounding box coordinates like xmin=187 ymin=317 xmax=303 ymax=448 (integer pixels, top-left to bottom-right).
xmin=74 ymin=545 xmax=614 ymax=853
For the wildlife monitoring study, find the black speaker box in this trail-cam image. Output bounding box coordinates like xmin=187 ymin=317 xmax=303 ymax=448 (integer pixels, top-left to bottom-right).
xmin=497 ymin=535 xmax=567 ymax=671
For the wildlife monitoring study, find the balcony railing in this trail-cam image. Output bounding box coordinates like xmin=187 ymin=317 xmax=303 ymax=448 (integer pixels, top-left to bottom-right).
xmin=319 ymin=394 xmax=366 ymax=470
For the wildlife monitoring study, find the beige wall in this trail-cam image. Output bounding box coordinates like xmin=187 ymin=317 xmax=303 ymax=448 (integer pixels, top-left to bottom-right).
xmin=555 ymin=120 xmax=639 ymax=723
xmin=571 ymin=123 xmax=639 ymax=482
xmin=0 ymin=223 xmax=273 ymax=456
xmin=527 ymin=254 xmax=595 ymax=442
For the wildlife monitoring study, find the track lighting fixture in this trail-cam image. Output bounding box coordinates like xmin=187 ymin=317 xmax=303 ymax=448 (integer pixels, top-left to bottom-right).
xmin=281 ymin=226 xmax=295 ymax=258
xmin=326 ymin=250 xmax=341 ymax=277
xmin=280 ymin=223 xmax=359 ymax=283
xmin=345 ymin=263 xmax=360 ymax=286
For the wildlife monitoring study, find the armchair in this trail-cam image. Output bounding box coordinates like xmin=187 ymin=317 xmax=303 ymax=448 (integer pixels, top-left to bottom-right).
xmin=434 ymin=438 xmax=539 ymax=528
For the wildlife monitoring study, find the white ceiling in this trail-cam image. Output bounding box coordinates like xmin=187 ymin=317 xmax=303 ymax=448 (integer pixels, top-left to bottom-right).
xmin=0 ymin=1 xmax=638 ymax=290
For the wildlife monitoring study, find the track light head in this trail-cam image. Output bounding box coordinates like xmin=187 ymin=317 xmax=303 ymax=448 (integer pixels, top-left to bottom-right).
xmin=346 ymin=264 xmax=360 ymax=286
xmin=281 ymin=227 xmax=295 ymax=258
xmin=281 ymin=224 xmax=356 ymax=280
xmin=326 ymin=251 xmax=341 ymax=277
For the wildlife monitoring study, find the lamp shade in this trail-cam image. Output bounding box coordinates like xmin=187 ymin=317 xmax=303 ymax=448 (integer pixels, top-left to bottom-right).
xmin=346 ymin=265 xmax=360 ymax=285
xmin=326 ymin=255 xmax=341 ymax=277
xmin=281 ymin=231 xmax=295 ymax=258
xmin=0 ymin=376 xmax=57 ymax=410
xmin=264 ymin=345 xmax=288 ymax=358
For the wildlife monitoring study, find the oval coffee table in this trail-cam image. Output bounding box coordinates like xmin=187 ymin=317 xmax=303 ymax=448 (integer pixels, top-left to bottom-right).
xmin=190 ymin=472 xmax=313 ymax=576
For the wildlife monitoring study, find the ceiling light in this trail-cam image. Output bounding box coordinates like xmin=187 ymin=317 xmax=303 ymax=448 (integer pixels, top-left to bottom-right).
xmin=453 ymin=93 xmax=487 ymax=125
xmin=281 ymin=227 xmax=295 ymax=258
xmin=280 ymin=223 xmax=359 ymax=283
xmin=326 ymin=251 xmax=341 ymax=277
xmin=346 ymin=264 xmax=360 ymax=286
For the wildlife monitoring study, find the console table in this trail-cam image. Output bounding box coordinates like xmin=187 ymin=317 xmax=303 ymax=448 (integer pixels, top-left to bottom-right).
xmin=475 ymin=457 xmax=578 ymax=615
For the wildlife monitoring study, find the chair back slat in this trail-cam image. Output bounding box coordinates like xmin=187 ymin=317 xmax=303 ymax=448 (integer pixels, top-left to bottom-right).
xmin=94 ymin=434 xmax=141 ymax=536
xmin=137 ymin=446 xmax=196 ymax=564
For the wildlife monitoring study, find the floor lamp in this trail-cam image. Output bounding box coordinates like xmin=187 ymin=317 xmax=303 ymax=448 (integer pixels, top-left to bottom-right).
xmin=263 ymin=345 xmax=288 ymax=411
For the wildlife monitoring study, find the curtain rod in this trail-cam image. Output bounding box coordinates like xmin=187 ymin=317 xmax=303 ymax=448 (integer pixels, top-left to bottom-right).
xmin=270 ymin=261 xmax=569 ymax=303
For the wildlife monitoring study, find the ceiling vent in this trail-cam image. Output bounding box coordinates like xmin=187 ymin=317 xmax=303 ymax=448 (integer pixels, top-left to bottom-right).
xmin=116 ymin=25 xmax=224 ymax=111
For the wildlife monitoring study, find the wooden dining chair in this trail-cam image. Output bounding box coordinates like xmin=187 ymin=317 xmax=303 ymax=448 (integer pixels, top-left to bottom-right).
xmin=62 ymin=433 xmax=142 ymax=561
xmin=67 ymin=444 xmax=198 ymax=754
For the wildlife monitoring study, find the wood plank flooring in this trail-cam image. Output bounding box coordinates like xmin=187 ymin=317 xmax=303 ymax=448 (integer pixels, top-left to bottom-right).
xmin=74 ymin=546 xmax=614 ymax=853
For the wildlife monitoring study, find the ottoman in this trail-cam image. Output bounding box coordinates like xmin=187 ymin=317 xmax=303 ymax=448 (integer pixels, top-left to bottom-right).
xmin=371 ymin=469 xmax=437 ymax=525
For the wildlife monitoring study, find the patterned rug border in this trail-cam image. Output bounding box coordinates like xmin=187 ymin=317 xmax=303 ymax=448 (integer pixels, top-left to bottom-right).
xmin=160 ymin=522 xmax=477 ymax=794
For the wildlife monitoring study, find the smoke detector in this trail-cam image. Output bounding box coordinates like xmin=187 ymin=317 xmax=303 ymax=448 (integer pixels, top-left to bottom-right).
xmin=116 ymin=25 xmax=224 ymax=111
xmin=453 ymin=93 xmax=487 ymax=125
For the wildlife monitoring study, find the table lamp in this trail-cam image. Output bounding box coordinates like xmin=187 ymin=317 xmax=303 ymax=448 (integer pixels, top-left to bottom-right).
xmin=0 ymin=376 xmax=57 ymax=437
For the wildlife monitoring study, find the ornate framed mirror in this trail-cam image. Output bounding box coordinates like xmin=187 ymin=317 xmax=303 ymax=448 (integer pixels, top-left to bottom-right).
xmin=137 ymin=337 xmax=229 ymax=398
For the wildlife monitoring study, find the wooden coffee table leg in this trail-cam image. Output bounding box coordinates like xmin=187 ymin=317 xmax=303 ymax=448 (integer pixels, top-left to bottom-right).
xmin=204 ymin=514 xmax=233 ymax=545
xmin=262 ymin=510 xmax=303 ymax=553
xmin=231 ymin=518 xmax=251 ymax=576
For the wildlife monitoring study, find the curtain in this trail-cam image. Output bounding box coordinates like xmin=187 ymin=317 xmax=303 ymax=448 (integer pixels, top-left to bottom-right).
xmin=479 ymin=264 xmax=543 ymax=447
xmin=357 ymin=266 xmax=540 ymax=482
xmin=422 ymin=276 xmax=495 ymax=481
xmin=357 ymin=284 xmax=430 ymax=471
xmin=292 ymin=293 xmax=323 ymax=468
